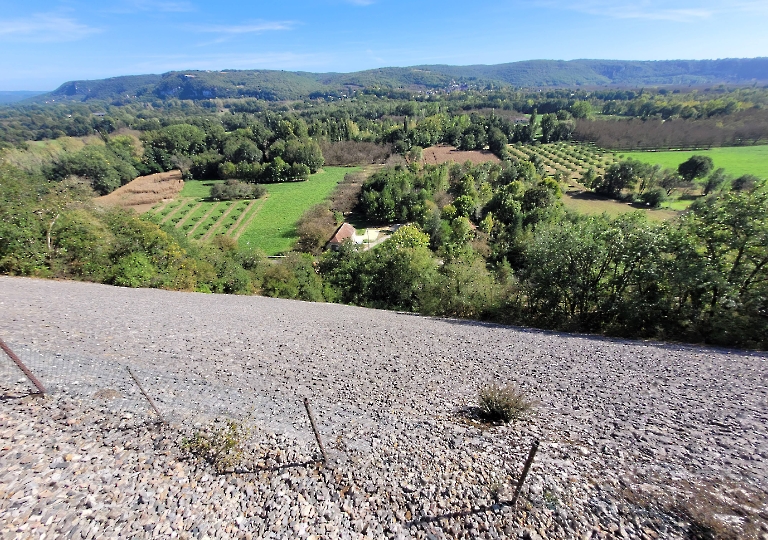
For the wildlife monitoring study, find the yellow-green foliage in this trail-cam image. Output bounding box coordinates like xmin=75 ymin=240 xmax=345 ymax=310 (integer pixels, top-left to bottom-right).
xmin=0 ymin=164 xmax=266 ymax=293
xmin=0 ymin=136 xmax=103 ymax=175
xmin=181 ymin=419 xmax=251 ymax=473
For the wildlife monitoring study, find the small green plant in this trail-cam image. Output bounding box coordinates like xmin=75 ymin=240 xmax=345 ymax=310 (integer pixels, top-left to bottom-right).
xmin=181 ymin=419 xmax=250 ymax=473
xmin=543 ymin=490 xmax=559 ymax=509
xmin=477 ymin=383 xmax=534 ymax=423
xmin=489 ymin=480 xmax=504 ymax=501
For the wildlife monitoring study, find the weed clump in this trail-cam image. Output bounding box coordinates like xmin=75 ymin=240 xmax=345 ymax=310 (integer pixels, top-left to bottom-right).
xmin=181 ymin=419 xmax=250 ymax=473
xmin=477 ymin=383 xmax=534 ymax=423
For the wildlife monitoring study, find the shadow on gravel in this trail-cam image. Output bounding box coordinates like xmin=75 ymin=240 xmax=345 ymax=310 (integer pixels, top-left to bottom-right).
xmin=453 ymin=406 xmax=495 ymax=427
xmin=0 ymin=392 xmax=44 ymax=401
xmin=406 ymin=501 xmax=516 ymax=528
xmin=436 ymin=316 xmax=768 ymax=355
xmin=247 ymin=460 xmax=320 ymax=474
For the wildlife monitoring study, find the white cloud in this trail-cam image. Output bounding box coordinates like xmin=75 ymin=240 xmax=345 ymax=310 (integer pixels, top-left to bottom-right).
xmin=191 ymin=21 xmax=296 ymax=34
xmin=126 ymin=51 xmax=332 ymax=73
xmin=0 ymin=14 xmax=101 ymax=42
xmin=346 ymin=0 xmax=377 ymax=5
xmin=108 ymin=0 xmax=196 ymax=14
xmin=538 ymin=0 xmax=766 ymax=22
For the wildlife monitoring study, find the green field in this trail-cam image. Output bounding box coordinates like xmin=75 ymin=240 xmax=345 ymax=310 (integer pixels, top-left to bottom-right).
xmin=561 ymin=191 xmax=678 ymax=221
xmin=623 ymin=146 xmax=768 ymax=179
xmin=238 ymin=167 xmax=356 ymax=254
xmin=179 ymin=180 xmax=223 ymax=198
xmin=507 ymin=142 xmax=768 ymax=220
xmin=148 ymin=167 xmax=355 ymax=255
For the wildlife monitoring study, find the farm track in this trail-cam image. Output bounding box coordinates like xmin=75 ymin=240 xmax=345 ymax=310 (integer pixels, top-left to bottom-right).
xmin=0 ymin=276 xmax=765 ymax=539
xmin=148 ymin=199 xmax=171 ymax=216
xmin=159 ymin=200 xmax=188 ymax=225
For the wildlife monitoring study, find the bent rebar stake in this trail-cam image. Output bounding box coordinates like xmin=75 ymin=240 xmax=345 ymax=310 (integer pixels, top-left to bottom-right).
xmin=303 ymin=397 xmax=328 ymax=463
xmin=511 ymin=438 xmax=540 ymax=506
xmin=126 ymin=367 xmax=166 ymax=424
xmin=0 ymin=338 xmax=46 ymax=395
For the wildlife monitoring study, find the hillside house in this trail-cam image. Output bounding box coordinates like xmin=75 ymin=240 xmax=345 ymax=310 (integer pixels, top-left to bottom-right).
xmin=326 ymin=223 xmax=359 ymax=251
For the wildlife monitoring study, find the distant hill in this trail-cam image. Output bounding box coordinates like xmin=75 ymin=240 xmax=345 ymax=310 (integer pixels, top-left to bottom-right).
xmin=0 ymin=91 xmax=48 ymax=104
xmin=29 ymin=58 xmax=768 ymax=104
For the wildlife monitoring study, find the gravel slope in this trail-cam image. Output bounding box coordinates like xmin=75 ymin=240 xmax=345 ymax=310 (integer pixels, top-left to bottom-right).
xmin=1 ymin=276 xmax=766 ymax=539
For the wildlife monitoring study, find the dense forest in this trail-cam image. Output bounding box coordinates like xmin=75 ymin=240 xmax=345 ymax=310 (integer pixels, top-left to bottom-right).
xmin=26 ymin=58 xmax=768 ymax=104
xmin=1 ymin=75 xmax=767 ymax=349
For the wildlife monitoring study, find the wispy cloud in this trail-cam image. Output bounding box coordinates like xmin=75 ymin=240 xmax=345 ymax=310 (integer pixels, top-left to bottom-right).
xmin=107 ymin=0 xmax=196 ymax=14
xmin=346 ymin=0 xmax=377 ymax=6
xmin=729 ymin=0 xmax=768 ymax=14
xmin=537 ymin=0 xmax=766 ymax=22
xmin=126 ymin=51 xmax=331 ymax=73
xmin=0 ymin=14 xmax=101 ymax=42
xmin=191 ymin=21 xmax=296 ymax=35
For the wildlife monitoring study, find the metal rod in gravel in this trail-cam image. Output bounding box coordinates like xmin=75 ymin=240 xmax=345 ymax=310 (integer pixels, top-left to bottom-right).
xmin=303 ymin=397 xmax=328 ymax=463
xmin=510 ymin=438 xmax=539 ymax=506
xmin=0 ymin=338 xmax=46 ymax=395
xmin=126 ymin=367 xmax=166 ymax=424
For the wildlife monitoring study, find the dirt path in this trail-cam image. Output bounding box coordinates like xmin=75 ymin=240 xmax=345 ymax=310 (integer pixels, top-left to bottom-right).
xmin=159 ymin=200 xmax=187 ymax=225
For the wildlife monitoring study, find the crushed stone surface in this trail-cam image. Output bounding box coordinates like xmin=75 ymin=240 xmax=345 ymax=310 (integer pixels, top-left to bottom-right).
xmin=1 ymin=276 xmax=767 ymax=539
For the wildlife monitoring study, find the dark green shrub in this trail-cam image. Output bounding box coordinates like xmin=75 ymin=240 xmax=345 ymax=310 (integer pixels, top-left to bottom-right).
xmin=639 ymin=188 xmax=668 ymax=208
xmin=210 ymin=179 xmax=265 ymax=201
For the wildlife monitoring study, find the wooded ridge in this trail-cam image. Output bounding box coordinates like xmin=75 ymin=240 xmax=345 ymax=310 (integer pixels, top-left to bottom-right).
xmin=30 ymin=58 xmax=768 ymax=104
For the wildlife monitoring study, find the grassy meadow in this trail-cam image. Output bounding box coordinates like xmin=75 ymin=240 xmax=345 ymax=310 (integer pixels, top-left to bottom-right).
xmin=238 ymin=166 xmax=356 ymax=254
xmin=179 ymin=179 xmax=223 ymax=198
xmin=561 ymin=191 xmax=678 ymax=221
xmin=148 ymin=167 xmax=356 ymax=255
xmin=0 ymin=135 xmax=103 ymax=174
xmin=622 ymin=145 xmax=768 ymax=179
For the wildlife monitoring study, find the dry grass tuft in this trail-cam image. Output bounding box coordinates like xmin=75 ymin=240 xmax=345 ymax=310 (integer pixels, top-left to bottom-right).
xmin=623 ymin=476 xmax=768 ymax=540
xmin=477 ymin=383 xmax=534 ymax=423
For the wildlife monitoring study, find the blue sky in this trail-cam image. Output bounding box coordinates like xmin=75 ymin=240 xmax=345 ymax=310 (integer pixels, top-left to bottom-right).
xmin=1 ymin=0 xmax=767 ymax=90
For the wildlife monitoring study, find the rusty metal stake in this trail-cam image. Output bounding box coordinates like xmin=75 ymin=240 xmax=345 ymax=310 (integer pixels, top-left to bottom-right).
xmin=303 ymin=397 xmax=328 ymax=463
xmin=511 ymin=438 xmax=539 ymax=506
xmin=126 ymin=367 xmax=166 ymax=424
xmin=0 ymin=338 xmax=46 ymax=395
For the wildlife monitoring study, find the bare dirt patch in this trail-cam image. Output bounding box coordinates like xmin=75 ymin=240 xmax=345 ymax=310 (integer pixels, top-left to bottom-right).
xmin=95 ymin=170 xmax=184 ymax=213
xmin=421 ymin=145 xmax=501 ymax=165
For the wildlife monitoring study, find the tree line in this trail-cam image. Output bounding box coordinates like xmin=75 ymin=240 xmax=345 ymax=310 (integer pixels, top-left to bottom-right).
xmin=2 ymin=156 xmax=766 ymax=349
xmin=5 ymin=84 xmax=768 ymax=149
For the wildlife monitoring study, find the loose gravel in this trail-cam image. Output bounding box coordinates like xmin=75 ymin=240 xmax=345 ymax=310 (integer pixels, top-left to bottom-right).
xmin=1 ymin=276 xmax=767 ymax=539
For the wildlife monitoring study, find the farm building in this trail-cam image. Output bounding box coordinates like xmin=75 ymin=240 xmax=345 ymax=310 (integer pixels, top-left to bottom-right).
xmin=326 ymin=223 xmax=359 ymax=251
